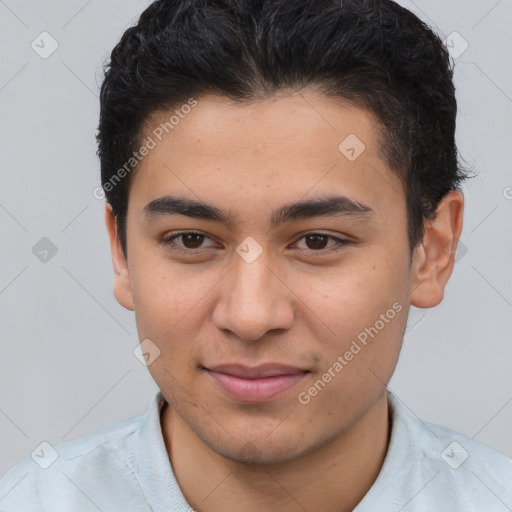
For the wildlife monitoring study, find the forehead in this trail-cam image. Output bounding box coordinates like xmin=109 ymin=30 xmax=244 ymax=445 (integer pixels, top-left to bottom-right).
xmin=128 ymin=90 xmax=405 ymax=225
xmin=142 ymin=90 xmax=383 ymax=160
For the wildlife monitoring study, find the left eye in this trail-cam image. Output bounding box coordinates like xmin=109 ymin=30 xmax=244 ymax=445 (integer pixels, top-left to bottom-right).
xmin=293 ymin=233 xmax=345 ymax=251
xmin=161 ymin=231 xmax=346 ymax=253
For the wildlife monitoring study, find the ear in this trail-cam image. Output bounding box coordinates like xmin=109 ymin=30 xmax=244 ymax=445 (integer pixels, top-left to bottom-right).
xmin=104 ymin=204 xmax=135 ymax=311
xmin=409 ymin=190 xmax=464 ymax=308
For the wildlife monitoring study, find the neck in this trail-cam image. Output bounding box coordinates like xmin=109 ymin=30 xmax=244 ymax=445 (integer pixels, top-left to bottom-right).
xmin=161 ymin=393 xmax=391 ymax=512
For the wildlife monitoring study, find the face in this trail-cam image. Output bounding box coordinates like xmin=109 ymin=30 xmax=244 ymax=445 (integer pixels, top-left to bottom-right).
xmin=107 ymin=90 xmax=444 ymax=464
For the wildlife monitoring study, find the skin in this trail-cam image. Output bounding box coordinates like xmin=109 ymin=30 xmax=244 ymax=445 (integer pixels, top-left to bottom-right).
xmin=105 ymin=89 xmax=464 ymax=512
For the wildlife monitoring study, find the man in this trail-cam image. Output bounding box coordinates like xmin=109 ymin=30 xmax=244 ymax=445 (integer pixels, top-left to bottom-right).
xmin=1 ymin=0 xmax=511 ymax=510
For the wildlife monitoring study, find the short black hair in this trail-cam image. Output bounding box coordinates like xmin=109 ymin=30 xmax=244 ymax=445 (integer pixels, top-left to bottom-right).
xmin=97 ymin=0 xmax=471 ymax=258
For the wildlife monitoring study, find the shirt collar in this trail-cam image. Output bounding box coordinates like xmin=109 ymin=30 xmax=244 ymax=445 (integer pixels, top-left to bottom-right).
xmin=354 ymin=390 xmax=420 ymax=509
xmin=134 ymin=391 xmax=192 ymax=512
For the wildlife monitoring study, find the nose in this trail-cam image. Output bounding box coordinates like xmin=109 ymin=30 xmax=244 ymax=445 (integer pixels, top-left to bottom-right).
xmin=212 ymin=248 xmax=295 ymax=342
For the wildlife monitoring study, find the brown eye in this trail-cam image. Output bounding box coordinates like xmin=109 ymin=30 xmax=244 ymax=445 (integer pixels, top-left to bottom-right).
xmin=161 ymin=231 xmax=217 ymax=253
xmin=179 ymin=233 xmax=205 ymax=249
xmin=304 ymin=234 xmax=330 ymax=250
xmin=293 ymin=233 xmax=346 ymax=253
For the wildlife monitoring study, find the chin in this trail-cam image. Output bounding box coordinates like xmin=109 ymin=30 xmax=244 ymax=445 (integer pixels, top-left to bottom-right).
xmin=193 ymin=425 xmax=325 ymax=466
xmin=215 ymin=441 xmax=306 ymax=466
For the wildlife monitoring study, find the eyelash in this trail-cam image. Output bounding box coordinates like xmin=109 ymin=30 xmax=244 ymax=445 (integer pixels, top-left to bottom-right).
xmin=160 ymin=230 xmax=348 ymax=255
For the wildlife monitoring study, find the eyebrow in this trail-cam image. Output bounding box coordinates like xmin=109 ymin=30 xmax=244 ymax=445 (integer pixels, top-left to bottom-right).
xmin=143 ymin=195 xmax=374 ymax=227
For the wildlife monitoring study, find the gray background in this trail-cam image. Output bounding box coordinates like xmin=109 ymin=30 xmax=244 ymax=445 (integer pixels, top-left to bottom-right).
xmin=0 ymin=0 xmax=511 ymax=480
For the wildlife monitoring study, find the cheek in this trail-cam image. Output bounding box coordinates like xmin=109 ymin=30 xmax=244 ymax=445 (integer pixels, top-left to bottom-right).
xmin=298 ymin=251 xmax=409 ymax=382
xmin=129 ymin=253 xmax=228 ymax=369
xmin=303 ymin=253 xmax=406 ymax=332
xmin=130 ymin=254 xmax=201 ymax=335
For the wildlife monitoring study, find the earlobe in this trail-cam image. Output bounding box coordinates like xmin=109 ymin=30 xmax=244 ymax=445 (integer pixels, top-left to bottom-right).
xmin=409 ymin=190 xmax=464 ymax=309
xmin=104 ymin=204 xmax=135 ymax=311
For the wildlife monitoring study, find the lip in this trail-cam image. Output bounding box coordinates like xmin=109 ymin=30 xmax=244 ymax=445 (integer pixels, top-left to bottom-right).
xmin=203 ymin=364 xmax=309 ymax=403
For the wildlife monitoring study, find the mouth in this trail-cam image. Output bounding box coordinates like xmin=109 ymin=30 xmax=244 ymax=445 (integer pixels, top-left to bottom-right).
xmin=201 ymin=363 xmax=310 ymax=403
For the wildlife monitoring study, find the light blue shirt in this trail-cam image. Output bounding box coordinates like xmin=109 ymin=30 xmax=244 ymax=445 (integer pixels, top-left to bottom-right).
xmin=1 ymin=390 xmax=511 ymax=511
